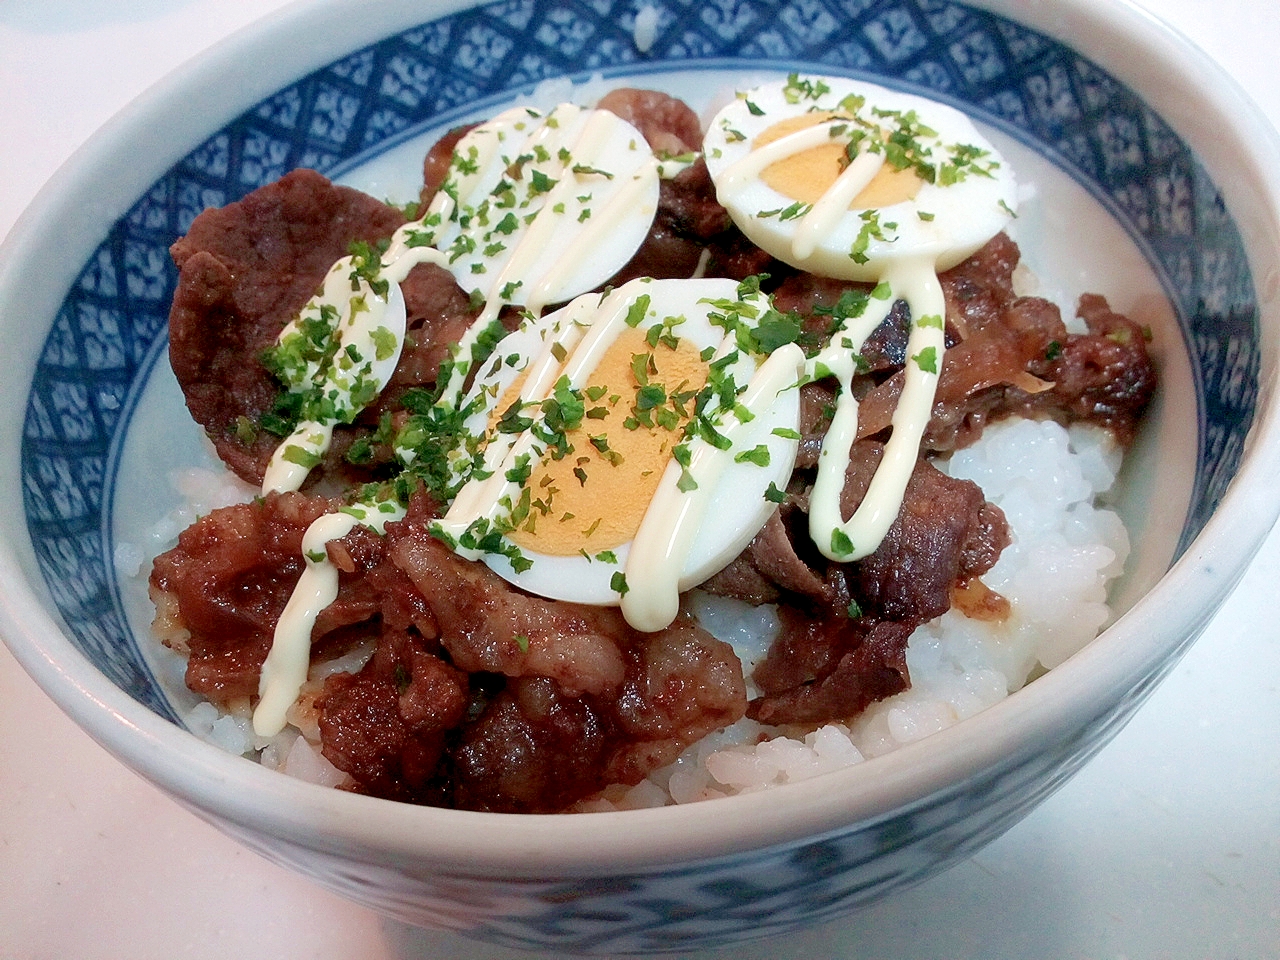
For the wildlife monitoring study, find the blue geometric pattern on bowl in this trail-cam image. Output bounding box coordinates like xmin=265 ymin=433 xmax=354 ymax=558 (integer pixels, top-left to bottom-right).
xmin=21 ymin=0 xmax=1257 ymax=725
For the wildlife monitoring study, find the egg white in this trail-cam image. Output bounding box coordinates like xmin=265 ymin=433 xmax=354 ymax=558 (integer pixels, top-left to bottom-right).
xmin=702 ymin=75 xmax=1018 ymax=281
xmin=427 ymin=103 xmax=661 ymax=312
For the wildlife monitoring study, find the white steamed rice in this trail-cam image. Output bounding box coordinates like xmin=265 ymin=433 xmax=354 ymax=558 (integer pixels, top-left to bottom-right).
xmin=129 ymin=416 xmax=1129 ymax=806
xmin=578 ymin=416 xmax=1128 ymax=809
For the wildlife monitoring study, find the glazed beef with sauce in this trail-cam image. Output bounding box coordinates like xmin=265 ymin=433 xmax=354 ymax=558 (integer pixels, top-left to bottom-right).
xmin=169 ymin=168 xmax=487 ymax=490
xmin=149 ymin=490 xmax=386 ymax=701
xmin=771 ymin=232 xmax=1156 ymax=452
xmin=154 ymin=88 xmax=1156 ymax=812
xmin=154 ymin=490 xmax=744 ymax=812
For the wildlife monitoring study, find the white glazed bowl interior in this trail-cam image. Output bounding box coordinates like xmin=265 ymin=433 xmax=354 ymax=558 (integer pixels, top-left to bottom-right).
xmin=2 ymin=0 xmax=1279 ymax=952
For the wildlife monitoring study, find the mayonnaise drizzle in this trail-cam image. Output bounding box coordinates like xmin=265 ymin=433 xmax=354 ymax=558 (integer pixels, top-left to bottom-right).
xmin=261 ymin=241 xmax=440 ymax=495
xmin=715 ymin=103 xmax=952 ymax=561
xmin=716 ymin=126 xmax=953 ymax=562
xmin=439 ymin=277 xmax=803 ymax=631
xmin=806 ymin=258 xmax=946 ymax=560
xmin=253 ymin=500 xmax=405 ymax=737
xmin=716 ymin=121 xmax=846 ymax=191
xmin=621 ymin=340 xmax=804 ymax=631
xmin=704 ymin=75 xmax=1017 ymax=563
xmin=264 ymin=102 xmax=663 ymax=494
xmin=439 ymin=293 xmax=601 ymax=535
xmin=423 ymin=104 xmax=662 ymax=411
xmin=437 ymin=283 xmax=651 ymax=551
xmin=790 ymin=149 xmax=885 ymax=261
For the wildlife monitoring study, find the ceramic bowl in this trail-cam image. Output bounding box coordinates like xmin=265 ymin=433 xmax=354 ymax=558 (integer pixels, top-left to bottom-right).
xmin=2 ymin=0 xmax=1278 ymax=953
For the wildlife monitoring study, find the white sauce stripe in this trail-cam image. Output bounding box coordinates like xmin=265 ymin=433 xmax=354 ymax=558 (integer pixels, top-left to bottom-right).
xmin=791 ymin=149 xmax=885 ymax=261
xmin=622 ymin=341 xmax=805 ymax=631
xmin=253 ymin=499 xmax=406 ymax=737
xmin=429 ymin=103 xmax=662 ymax=408
xmin=806 ymin=259 xmax=946 ymax=560
xmin=704 ymin=74 xmax=1016 ymax=563
xmin=262 ymin=274 xmax=412 ymax=494
xmin=444 ymin=277 xmax=801 ymax=620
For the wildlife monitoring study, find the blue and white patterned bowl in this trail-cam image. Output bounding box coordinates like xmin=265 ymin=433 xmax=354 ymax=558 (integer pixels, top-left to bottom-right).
xmin=2 ymin=0 xmax=1279 ymax=952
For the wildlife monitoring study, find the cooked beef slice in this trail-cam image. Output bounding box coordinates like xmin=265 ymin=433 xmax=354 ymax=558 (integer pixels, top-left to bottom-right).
xmin=169 ymin=169 xmax=407 ymax=485
xmin=748 ymin=614 xmax=912 ymax=725
xmin=771 ymin=232 xmax=1156 ymax=451
xmin=153 ymin=490 xmax=746 ymax=812
xmin=169 ymin=169 xmax=485 ymax=488
xmin=149 ymin=490 xmax=384 ymax=701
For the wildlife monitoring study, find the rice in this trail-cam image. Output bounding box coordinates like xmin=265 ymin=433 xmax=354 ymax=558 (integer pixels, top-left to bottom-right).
xmin=130 ymin=416 xmax=1129 ymax=802
xmin=632 ymin=6 xmax=660 ymax=54
xmin=586 ymin=416 xmax=1129 ymax=806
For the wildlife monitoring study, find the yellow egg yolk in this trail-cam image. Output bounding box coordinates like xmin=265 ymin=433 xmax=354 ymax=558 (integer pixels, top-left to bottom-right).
xmin=755 ymin=112 xmax=923 ymax=209
xmin=500 ymin=325 xmax=710 ymax=556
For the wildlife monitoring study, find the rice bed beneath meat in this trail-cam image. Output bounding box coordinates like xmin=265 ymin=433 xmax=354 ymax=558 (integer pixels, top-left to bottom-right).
xmin=135 ymin=414 xmax=1125 ymax=807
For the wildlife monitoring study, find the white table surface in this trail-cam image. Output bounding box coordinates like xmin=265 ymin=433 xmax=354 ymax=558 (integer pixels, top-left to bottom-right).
xmin=1 ymin=1 xmax=1277 ymax=958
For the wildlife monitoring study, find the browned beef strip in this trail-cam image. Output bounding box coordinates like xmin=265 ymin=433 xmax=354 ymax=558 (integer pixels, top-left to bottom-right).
xmin=148 ymin=490 xmax=384 ymax=702
xmin=735 ymin=511 xmax=830 ymax=602
xmin=939 ymin=230 xmax=1020 ymax=337
xmin=605 ymin=614 xmax=746 ymax=784
xmin=607 ymin=155 xmax=783 ymax=288
xmin=771 ymin=233 xmax=1156 ymax=453
xmin=388 ymin=520 xmax=631 ymax=699
xmin=748 ymin=613 xmax=911 ymax=725
xmin=596 ymin=91 xmax=785 ymax=287
xmin=451 ymin=676 xmax=612 ymax=813
xmin=380 ymin=261 xmax=485 ymax=407
xmin=697 ymin=553 xmax=783 ymax=607
xmin=960 ymin=501 xmax=1012 ymax=580
xmin=705 ymin=441 xmax=1009 ymax=726
xmin=849 ymin=455 xmax=1002 ymax=624
xmin=450 ymin=614 xmax=744 ymax=814
xmin=317 ymin=628 xmax=469 ymax=802
xmin=1016 ymin=293 xmax=1157 ymax=445
xmin=708 ymin=442 xmax=1006 ymax=621
xmin=790 ymin=380 xmax=836 ymax=470
xmin=378 ymin=502 xmax=744 ymax=809
xmin=153 ymin=486 xmax=746 ymax=811
xmin=605 ymin=177 xmax=711 ymax=285
xmin=373 ymin=526 xmax=745 ymax=810
xmin=772 ymin=276 xmax=919 ymax=373
xmin=596 ymin=88 xmax=704 ymax=156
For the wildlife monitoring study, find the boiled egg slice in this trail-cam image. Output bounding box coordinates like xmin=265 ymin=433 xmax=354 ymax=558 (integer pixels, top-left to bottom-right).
xmin=434 ymin=277 xmax=804 ymax=626
xmin=415 ymin=102 xmax=661 ymax=317
xmin=702 ymin=74 xmax=1017 ymax=281
xmin=261 ymin=255 xmax=408 ymax=493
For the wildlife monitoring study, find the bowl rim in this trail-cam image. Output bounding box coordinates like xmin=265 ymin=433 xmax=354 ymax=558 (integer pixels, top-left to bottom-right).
xmin=2 ymin=0 xmax=1279 ymax=875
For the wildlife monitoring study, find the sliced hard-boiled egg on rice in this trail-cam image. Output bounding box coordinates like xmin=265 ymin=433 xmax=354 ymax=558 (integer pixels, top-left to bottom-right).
xmin=702 ymin=74 xmax=1017 ymax=281
xmin=434 ymin=277 xmax=805 ymax=629
xmin=415 ymin=102 xmax=662 ymax=316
